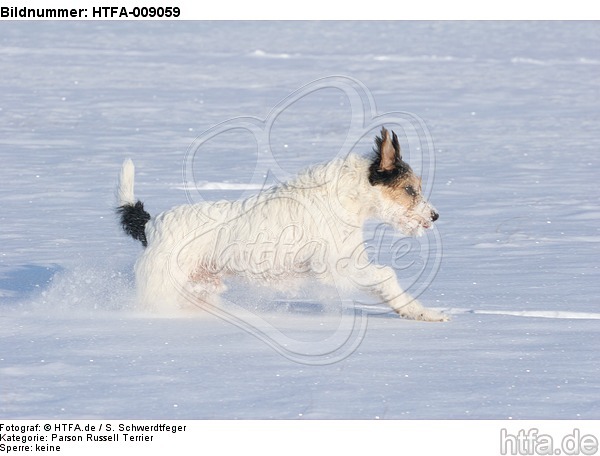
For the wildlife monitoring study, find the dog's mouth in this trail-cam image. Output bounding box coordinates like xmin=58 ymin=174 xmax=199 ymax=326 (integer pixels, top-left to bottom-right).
xmin=422 ymin=212 xmax=439 ymax=230
xmin=391 ymin=212 xmax=436 ymax=236
xmin=398 ymin=219 xmax=429 ymax=237
xmin=415 ymin=216 xmax=434 ymax=230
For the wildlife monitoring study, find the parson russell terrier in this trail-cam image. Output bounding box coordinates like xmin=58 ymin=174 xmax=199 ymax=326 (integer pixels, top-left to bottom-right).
xmin=117 ymin=127 xmax=448 ymax=321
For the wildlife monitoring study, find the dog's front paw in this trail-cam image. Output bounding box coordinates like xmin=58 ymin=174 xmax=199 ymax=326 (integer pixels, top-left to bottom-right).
xmin=397 ymin=308 xmax=450 ymax=322
xmin=422 ymin=310 xmax=450 ymax=322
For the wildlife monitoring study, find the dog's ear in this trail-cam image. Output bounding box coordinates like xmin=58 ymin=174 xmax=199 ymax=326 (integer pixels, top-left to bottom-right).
xmin=391 ymin=130 xmax=401 ymax=160
xmin=377 ymin=127 xmax=400 ymax=172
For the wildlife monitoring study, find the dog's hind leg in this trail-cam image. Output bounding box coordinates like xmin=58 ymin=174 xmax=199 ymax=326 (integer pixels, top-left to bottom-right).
xmin=186 ymin=268 xmax=227 ymax=311
xmin=133 ymin=251 xmax=189 ymax=313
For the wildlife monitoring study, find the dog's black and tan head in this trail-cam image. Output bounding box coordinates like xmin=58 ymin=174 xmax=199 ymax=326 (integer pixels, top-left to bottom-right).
xmin=368 ymin=127 xmax=439 ymax=235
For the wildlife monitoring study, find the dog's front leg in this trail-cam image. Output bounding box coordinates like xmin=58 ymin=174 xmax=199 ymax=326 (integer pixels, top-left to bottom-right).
xmin=349 ymin=264 xmax=448 ymax=322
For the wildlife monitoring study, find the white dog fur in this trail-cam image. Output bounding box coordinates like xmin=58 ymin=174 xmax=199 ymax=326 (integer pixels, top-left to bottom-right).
xmin=117 ymin=128 xmax=448 ymax=321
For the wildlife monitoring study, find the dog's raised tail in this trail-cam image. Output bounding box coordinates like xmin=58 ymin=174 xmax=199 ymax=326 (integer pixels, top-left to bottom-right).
xmin=116 ymin=159 xmax=151 ymax=247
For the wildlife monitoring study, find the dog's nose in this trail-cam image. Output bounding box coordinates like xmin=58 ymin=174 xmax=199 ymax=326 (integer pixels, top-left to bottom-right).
xmin=431 ymin=211 xmax=439 ymax=222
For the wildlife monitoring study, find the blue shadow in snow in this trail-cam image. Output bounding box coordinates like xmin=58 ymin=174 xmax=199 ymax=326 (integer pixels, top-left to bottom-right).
xmin=0 ymin=264 xmax=63 ymax=305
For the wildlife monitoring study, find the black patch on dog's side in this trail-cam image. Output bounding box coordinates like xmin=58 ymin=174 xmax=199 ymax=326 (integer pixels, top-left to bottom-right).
xmin=117 ymin=201 xmax=151 ymax=247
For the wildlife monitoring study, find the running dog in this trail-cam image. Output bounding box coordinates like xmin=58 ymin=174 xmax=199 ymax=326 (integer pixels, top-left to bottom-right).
xmin=117 ymin=127 xmax=447 ymax=321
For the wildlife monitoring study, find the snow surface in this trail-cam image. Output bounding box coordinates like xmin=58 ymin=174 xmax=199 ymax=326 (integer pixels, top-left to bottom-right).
xmin=1 ymin=21 xmax=600 ymax=419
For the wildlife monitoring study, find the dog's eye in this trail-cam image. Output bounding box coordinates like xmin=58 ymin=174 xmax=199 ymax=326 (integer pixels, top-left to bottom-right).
xmin=405 ymin=186 xmax=417 ymax=197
